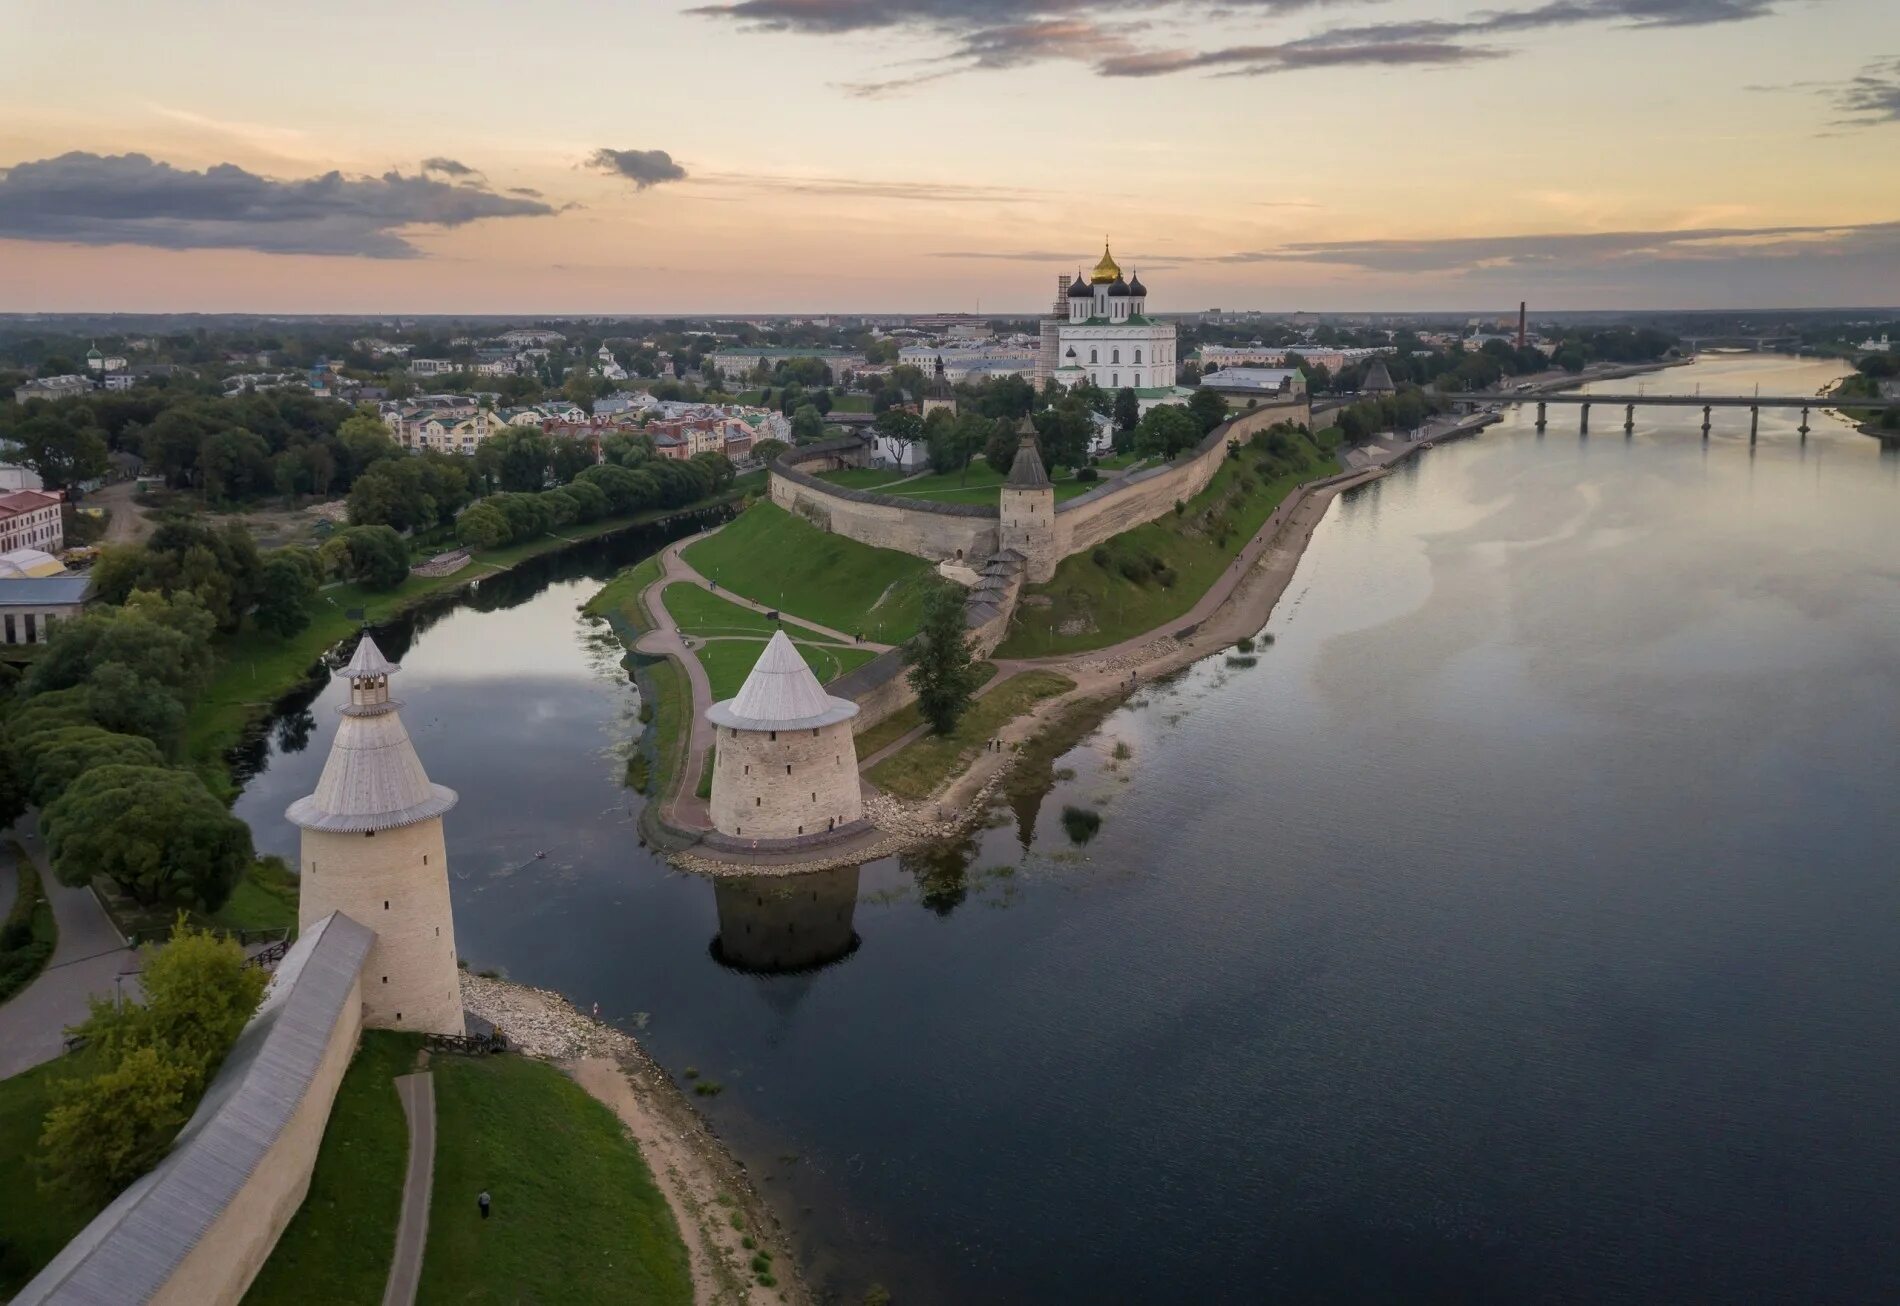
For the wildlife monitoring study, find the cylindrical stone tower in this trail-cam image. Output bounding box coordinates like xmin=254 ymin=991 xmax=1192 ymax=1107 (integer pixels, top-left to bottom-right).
xmin=286 ymin=635 xmax=464 ymax=1035
xmin=707 ymin=630 xmax=862 ymax=844
xmin=998 ymin=423 xmax=1057 ymax=583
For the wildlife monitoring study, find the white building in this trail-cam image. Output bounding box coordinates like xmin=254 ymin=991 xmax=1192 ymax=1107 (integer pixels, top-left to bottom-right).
xmin=85 ymin=344 xmax=127 ymax=373
xmin=409 ymin=358 xmax=456 ymax=377
xmin=14 ymin=376 xmax=91 ymax=404
xmin=1051 ymin=244 xmax=1177 ymax=393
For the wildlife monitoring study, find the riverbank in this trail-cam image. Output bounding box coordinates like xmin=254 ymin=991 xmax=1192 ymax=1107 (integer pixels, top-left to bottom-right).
xmin=460 ymin=973 xmax=811 ymax=1305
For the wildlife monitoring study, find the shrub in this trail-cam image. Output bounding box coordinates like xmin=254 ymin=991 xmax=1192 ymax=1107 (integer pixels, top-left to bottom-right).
xmin=1154 ymin=566 xmax=1176 ymax=589
xmin=1091 ymin=546 xmax=1110 ymax=568
xmin=1236 ymin=636 xmax=1256 ymax=653
xmin=1075 ymin=466 xmax=1098 ymax=482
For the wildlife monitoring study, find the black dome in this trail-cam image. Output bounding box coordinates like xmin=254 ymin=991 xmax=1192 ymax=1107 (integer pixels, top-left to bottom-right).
xmin=1067 ymin=275 xmax=1093 ymax=299
xmin=1109 ymin=275 xmax=1130 ymax=295
xmin=1127 ymin=269 xmax=1147 ymax=296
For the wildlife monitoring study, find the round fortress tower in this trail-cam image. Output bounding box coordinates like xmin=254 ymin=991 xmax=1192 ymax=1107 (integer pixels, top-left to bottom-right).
xmin=708 ymin=630 xmax=863 ymax=845
xmin=286 ymin=635 xmax=465 ymax=1035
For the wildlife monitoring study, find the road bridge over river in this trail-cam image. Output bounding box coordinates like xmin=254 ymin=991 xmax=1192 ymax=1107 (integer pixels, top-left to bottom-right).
xmin=1442 ymin=388 xmax=1891 ymax=440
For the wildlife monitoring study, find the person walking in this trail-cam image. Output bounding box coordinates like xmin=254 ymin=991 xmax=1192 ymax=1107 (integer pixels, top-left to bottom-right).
xmin=478 ymin=1190 xmax=492 ymax=1220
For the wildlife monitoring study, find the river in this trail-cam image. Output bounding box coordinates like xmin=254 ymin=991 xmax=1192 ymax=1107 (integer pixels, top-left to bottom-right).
xmin=232 ymin=354 xmax=1900 ymax=1304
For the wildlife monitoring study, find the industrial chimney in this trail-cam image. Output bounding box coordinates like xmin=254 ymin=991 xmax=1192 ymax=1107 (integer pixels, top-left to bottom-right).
xmin=1516 ymin=302 xmax=1527 ymax=350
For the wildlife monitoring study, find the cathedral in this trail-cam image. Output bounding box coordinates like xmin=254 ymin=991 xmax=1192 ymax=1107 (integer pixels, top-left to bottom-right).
xmin=1048 ymin=242 xmax=1177 ymax=395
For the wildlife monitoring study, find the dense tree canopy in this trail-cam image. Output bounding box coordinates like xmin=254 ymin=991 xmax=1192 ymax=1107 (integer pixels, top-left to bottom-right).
xmin=44 ymin=764 xmax=256 ymax=909
xmin=906 ymin=585 xmax=984 ymax=736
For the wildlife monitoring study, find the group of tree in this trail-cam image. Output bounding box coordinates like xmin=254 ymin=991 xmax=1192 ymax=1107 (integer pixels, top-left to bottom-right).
xmin=37 ymin=923 xmax=268 ymax=1203
xmin=0 ymin=591 xmax=259 ymax=913
xmin=455 ymin=451 xmax=734 ymax=551
xmin=905 ymin=585 xmax=985 ymax=736
xmin=88 ymin=519 xmax=321 ymax=636
xmin=1330 ymin=388 xmax=1446 ymax=445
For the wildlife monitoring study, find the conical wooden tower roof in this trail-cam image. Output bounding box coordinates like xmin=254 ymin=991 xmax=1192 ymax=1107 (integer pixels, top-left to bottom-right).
xmin=706 ymin=630 xmax=859 ymax=732
xmin=286 ymin=635 xmax=457 ymax=833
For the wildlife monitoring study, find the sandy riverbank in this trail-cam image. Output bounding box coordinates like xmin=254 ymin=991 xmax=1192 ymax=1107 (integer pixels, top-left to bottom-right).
xmin=459 ymin=973 xmax=810 ymax=1306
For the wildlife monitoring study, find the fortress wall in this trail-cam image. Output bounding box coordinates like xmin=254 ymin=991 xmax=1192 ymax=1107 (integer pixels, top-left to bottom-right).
xmin=1054 ymin=395 xmax=1310 ymax=559
xmin=770 ymin=453 xmax=999 ymax=563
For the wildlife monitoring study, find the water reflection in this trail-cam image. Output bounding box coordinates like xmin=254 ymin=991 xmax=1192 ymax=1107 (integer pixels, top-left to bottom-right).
xmin=709 ymin=866 xmax=862 ymax=973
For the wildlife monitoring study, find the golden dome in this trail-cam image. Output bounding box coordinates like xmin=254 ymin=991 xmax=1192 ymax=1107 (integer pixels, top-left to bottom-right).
xmin=1089 ymin=240 xmax=1121 ymax=285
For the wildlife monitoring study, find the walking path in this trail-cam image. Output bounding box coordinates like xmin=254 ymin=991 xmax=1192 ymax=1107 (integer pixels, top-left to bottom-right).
xmin=0 ymin=817 xmax=138 ymax=1079
xmin=382 ymin=1071 xmax=436 ymax=1306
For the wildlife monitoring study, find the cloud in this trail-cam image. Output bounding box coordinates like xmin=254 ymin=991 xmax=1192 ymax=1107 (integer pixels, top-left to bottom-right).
xmin=507 ymin=186 xmax=545 ymax=198
xmin=586 ymin=147 xmax=689 ymax=190
xmin=697 ymin=0 xmax=1787 ymax=92
xmin=0 ymin=151 xmax=556 ymax=258
xmin=1828 ymin=57 xmax=1900 ymax=125
xmin=421 ymin=156 xmax=481 ymax=178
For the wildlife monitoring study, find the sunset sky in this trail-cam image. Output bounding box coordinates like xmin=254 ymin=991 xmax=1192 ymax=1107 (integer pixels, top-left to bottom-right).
xmin=3 ymin=0 xmax=1896 ymax=314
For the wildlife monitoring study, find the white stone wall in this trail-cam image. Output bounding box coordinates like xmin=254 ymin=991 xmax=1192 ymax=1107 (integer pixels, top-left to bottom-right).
xmin=769 ymin=474 xmax=998 ymax=564
xmin=299 ymin=820 xmax=463 ymax=1035
xmin=998 ymin=487 xmax=1057 ymax=583
xmin=152 ymin=982 xmax=363 ymax=1306
xmin=709 ymin=721 xmax=862 ymax=841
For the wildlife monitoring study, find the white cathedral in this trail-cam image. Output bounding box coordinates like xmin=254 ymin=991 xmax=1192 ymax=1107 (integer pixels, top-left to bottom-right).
xmin=1047 ymin=242 xmax=1177 ymax=395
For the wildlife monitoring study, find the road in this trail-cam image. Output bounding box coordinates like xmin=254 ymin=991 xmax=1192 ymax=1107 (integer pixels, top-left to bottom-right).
xmin=0 ymin=817 xmax=140 ymax=1079
xmin=86 ymin=479 xmax=152 ymax=546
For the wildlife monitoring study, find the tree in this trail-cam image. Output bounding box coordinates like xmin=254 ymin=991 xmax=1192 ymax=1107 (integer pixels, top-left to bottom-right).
xmin=197 ymin=427 xmax=272 ymax=502
xmin=790 ymin=404 xmax=825 ymax=443
xmin=905 ymin=585 xmax=984 ymax=736
xmin=485 ymin=429 xmax=552 ymax=492
xmin=600 ymin=431 xmax=654 ymax=468
xmin=563 ymin=366 xmax=599 ymax=415
xmin=549 ymin=437 xmax=597 ymax=483
xmin=44 ymin=765 xmax=255 ymax=909
xmin=38 ymin=1044 xmax=194 ymax=1203
xmin=255 ymin=549 xmax=320 ymax=638
xmin=1033 ymin=404 xmax=1093 ymax=471
xmin=1136 ymin=405 xmax=1199 ymax=459
xmin=25 ymin=590 xmax=217 ymax=702
xmin=10 ymin=413 xmax=109 ymax=492
xmin=874 ymin=407 xmax=923 ymax=467
xmin=333 ymin=412 xmax=400 ymax=480
xmin=1188 ymin=388 xmax=1229 ymax=435
xmin=983 ymin=422 xmax=1019 ymax=476
xmin=751 ymin=437 xmax=788 ymax=466
xmin=1113 ymin=387 xmax=1141 ymax=436
xmin=335 ymin=525 xmax=410 ymax=590
xmin=456 ymin=501 xmax=511 ymax=550
xmin=562 ymin=478 xmax=609 ymax=521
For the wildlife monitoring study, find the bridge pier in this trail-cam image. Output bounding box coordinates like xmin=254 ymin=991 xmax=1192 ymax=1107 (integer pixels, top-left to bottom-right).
xmin=1579 ymin=401 xmax=1589 ymax=435
xmin=1624 ymin=402 xmax=1635 ymax=433
xmin=1749 ymin=405 xmax=1759 ymax=444
xmin=1701 ymin=404 xmax=1711 ymax=438
xmin=1535 ymin=400 xmax=1546 ymax=430
xmin=1799 ymin=406 xmax=1810 ymax=438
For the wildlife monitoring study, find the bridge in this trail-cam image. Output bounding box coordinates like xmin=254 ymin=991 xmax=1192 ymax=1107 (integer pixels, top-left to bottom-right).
xmin=1680 ymin=336 xmax=1802 ymax=354
xmin=1441 ymin=388 xmax=1891 ymax=440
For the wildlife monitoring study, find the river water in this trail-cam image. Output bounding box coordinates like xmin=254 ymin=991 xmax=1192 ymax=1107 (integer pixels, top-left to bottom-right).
xmin=232 ymin=355 xmax=1900 ymax=1304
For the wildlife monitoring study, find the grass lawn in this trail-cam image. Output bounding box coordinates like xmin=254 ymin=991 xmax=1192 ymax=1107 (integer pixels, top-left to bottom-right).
xmin=243 ymin=1032 xmax=420 ymax=1305
xmin=418 ymin=1053 xmax=690 ymax=1306
xmin=1095 ymin=451 xmax=1148 ymax=471
xmin=581 ymin=554 xmax=663 ymax=639
xmin=865 ymin=671 xmax=1075 ymax=800
xmin=641 ymin=655 xmax=693 ymax=803
xmin=994 ymin=431 xmax=1333 ymax=658
xmin=660 ymin=583 xmax=829 ymax=642
xmin=852 ymin=662 xmax=998 ymax=760
xmin=830 ymin=393 xmax=874 ymax=413
xmin=682 ymin=501 xmax=941 ymax=643
xmin=693 ymin=638 xmax=879 ymax=701
xmin=816 ymin=467 xmax=910 ymax=491
xmin=0 ymin=1051 xmax=107 ymax=1297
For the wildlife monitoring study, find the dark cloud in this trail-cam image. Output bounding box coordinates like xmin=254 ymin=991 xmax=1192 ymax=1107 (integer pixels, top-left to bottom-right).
xmin=0 ymin=151 xmax=555 ymax=258
xmin=421 ymin=156 xmax=481 ymax=177
xmin=508 ymin=186 xmax=545 ymax=198
xmin=1828 ymin=57 xmax=1900 ymax=125
xmin=587 ymin=148 xmax=689 ymax=190
xmin=697 ymin=0 xmax=1786 ymax=91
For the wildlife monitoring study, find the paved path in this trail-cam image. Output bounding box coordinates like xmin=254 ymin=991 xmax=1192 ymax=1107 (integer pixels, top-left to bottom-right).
xmin=383 ymin=1071 xmax=436 ymax=1306
xmin=0 ymin=818 xmax=138 ymax=1079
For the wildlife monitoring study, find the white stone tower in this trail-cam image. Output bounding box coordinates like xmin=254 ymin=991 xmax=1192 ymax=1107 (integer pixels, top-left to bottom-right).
xmin=998 ymin=421 xmax=1058 ymax=583
xmin=707 ymin=631 xmax=862 ymax=844
xmin=286 ymin=636 xmax=464 ymax=1035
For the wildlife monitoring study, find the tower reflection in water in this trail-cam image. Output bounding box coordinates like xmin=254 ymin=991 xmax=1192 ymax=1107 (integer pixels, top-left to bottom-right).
xmin=708 ymin=865 xmax=861 ymax=974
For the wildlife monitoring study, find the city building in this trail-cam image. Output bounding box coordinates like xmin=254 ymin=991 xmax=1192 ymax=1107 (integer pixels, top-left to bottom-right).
xmin=0 ymin=574 xmax=89 ymax=645
xmin=13 ymin=376 xmax=91 ymax=404
xmin=0 ymin=489 xmax=64 ymax=552
xmin=286 ymin=636 xmax=465 ymax=1036
xmin=84 ymin=344 xmax=127 ymax=373
xmin=1196 ymin=368 xmax=1307 ymax=400
xmin=705 ymin=347 xmax=867 ymax=383
xmin=1050 ymin=243 xmax=1177 ymax=393
xmin=707 ymin=630 xmax=863 ymax=845
xmin=1198 ymin=345 xmax=1394 ymax=373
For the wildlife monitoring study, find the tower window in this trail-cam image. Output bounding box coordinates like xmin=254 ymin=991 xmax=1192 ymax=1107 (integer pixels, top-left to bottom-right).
xmin=1112 ymin=374 xmax=1119 ymax=387
xmin=769 ymin=731 xmax=777 ymax=741
xmin=786 ymin=764 xmax=792 ymax=774
xmin=1089 ymin=349 xmax=1098 ymax=364
xmin=755 ymin=797 xmax=761 ymax=806
xmin=743 ymin=764 xmax=749 ymax=775
xmin=1112 ymin=349 xmax=1120 ymax=364
xmin=364 ymin=830 xmax=375 ymax=838
xmin=382 ymin=976 xmax=388 ymax=984
xmin=384 ymin=900 xmax=390 ymax=910
xmin=423 ymin=855 xmax=428 ymax=865
xmin=1134 ymin=349 xmax=1142 ymax=364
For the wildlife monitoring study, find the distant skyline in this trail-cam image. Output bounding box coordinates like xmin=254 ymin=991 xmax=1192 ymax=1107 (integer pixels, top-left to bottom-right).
xmin=3 ymin=0 xmax=1896 ymax=314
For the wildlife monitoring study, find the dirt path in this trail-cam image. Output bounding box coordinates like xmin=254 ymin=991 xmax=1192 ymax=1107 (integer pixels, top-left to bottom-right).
xmin=89 ymin=480 xmax=152 ymax=545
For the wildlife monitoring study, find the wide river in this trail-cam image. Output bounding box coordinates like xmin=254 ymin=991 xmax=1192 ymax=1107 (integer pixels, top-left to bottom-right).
xmin=234 ymin=355 xmax=1900 ymax=1303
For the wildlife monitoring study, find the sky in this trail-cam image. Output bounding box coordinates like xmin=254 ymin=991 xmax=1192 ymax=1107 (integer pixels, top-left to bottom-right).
xmin=1 ymin=0 xmax=1896 ymax=314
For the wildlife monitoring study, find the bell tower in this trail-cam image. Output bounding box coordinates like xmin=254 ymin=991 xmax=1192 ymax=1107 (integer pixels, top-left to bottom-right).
xmin=287 ymin=635 xmax=465 ymax=1035
xmin=998 ymin=418 xmax=1058 ymax=583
